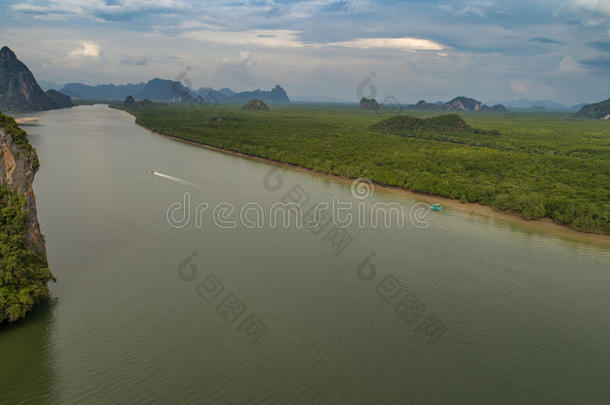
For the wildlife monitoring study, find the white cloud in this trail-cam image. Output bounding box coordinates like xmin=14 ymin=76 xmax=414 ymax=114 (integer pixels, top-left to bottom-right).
xmin=459 ymin=0 xmax=494 ymax=17
xmin=326 ymin=37 xmax=444 ymax=51
xmin=557 ymin=56 xmax=580 ymax=72
xmin=437 ymin=0 xmax=496 ymax=17
xmin=69 ymin=41 xmax=100 ymax=58
xmin=183 ymin=29 xmax=304 ymax=48
xmin=221 ymin=51 xmax=255 ymax=68
xmin=184 ymin=29 xmax=444 ymax=53
xmin=570 ymin=0 xmax=610 ymax=17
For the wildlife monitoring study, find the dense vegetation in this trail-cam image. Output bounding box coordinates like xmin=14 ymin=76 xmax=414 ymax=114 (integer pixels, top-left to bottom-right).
xmin=371 ymin=114 xmax=500 ymax=137
xmin=575 ymin=98 xmax=610 ymax=120
xmin=114 ymin=103 xmax=610 ymax=234
xmin=0 ymin=182 xmax=54 ymax=323
xmin=0 ymin=113 xmax=33 ymax=152
xmin=242 ymin=99 xmax=269 ymax=111
xmin=0 ymin=113 xmax=53 ymax=323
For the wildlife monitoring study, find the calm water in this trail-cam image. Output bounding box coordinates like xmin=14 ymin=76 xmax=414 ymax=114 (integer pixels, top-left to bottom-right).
xmin=1 ymin=105 xmax=610 ymax=404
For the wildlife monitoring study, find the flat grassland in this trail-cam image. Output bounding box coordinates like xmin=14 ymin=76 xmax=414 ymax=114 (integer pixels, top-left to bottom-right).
xmin=116 ymin=104 xmax=610 ymax=235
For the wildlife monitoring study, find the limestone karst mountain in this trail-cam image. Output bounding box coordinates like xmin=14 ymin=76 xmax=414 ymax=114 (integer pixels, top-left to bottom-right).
xmin=242 ymin=99 xmax=270 ymax=111
xmin=575 ymin=98 xmax=610 ymax=120
xmin=0 ymin=46 xmax=73 ymax=112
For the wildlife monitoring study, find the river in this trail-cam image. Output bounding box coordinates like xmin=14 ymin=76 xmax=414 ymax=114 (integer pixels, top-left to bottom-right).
xmin=1 ymin=105 xmax=610 ymax=404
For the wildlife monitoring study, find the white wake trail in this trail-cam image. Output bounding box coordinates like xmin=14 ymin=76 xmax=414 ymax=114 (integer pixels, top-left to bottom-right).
xmin=149 ymin=170 xmax=199 ymax=188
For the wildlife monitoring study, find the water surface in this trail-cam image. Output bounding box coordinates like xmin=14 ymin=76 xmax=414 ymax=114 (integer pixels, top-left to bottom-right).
xmin=1 ymin=105 xmax=609 ymax=404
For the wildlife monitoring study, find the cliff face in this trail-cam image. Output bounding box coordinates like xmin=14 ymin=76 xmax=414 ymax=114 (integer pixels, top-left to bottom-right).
xmin=0 ymin=113 xmax=53 ymax=323
xmin=0 ymin=125 xmax=45 ymax=255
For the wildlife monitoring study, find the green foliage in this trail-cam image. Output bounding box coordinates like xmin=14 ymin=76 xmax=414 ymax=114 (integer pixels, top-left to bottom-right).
xmin=372 ymin=114 xmax=472 ymax=132
xmin=575 ymin=98 xmax=610 ymax=120
xmin=0 ymin=113 xmax=33 ymax=152
xmin=370 ymin=114 xmax=501 ymax=142
xmin=242 ymin=99 xmax=269 ymax=111
xmin=44 ymin=89 xmax=73 ymax=109
xmin=0 ymin=184 xmax=54 ymax=323
xmin=116 ymin=104 xmax=610 ymax=234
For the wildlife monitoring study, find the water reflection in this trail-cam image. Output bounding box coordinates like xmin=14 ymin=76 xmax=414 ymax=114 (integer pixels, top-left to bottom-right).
xmin=0 ymin=299 xmax=58 ymax=403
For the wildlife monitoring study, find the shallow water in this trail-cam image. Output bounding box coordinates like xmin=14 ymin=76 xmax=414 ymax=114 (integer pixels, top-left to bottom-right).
xmin=1 ymin=105 xmax=609 ymax=404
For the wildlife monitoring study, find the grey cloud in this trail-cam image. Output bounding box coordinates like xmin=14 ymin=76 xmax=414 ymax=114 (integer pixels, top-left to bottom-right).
xmin=580 ymin=56 xmax=610 ymax=72
xmin=120 ymin=55 xmax=149 ymax=66
xmin=589 ymin=40 xmax=610 ymax=52
xmin=529 ymin=37 xmax=564 ymax=45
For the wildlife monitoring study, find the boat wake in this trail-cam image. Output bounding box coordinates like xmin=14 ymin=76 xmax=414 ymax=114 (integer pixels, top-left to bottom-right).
xmin=148 ymin=170 xmax=199 ymax=188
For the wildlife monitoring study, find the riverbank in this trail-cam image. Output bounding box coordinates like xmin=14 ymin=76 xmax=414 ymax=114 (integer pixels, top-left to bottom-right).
xmin=14 ymin=117 xmax=39 ymax=125
xmin=114 ymin=106 xmax=610 ymax=248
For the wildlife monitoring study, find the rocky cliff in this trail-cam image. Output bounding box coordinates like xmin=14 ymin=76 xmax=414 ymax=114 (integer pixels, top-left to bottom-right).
xmin=0 ymin=113 xmax=53 ymax=323
xmin=360 ymin=97 xmax=380 ymax=110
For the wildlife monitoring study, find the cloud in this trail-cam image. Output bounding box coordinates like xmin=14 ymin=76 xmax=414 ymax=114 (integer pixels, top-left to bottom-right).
xmin=183 ymin=29 xmax=304 ymax=48
xmin=509 ymin=79 xmax=529 ymax=95
xmin=557 ymin=56 xmax=581 ymax=72
xmin=184 ymin=29 xmax=445 ymax=52
xmin=11 ymin=0 xmax=190 ymax=21
xmin=215 ymin=50 xmax=259 ymax=87
xmin=326 ymin=37 xmax=444 ymax=51
xmin=120 ymin=54 xmax=149 ymax=65
xmin=580 ymin=56 xmax=610 ymax=72
xmin=458 ymin=0 xmax=495 ymax=17
xmin=529 ymin=37 xmax=564 ymax=45
xmin=569 ymin=0 xmax=610 ymax=18
xmin=589 ymin=40 xmax=610 ymax=51
xmin=69 ymin=41 xmax=100 ymax=58
xmin=221 ymin=51 xmax=255 ymax=69
xmin=438 ymin=0 xmax=498 ymax=17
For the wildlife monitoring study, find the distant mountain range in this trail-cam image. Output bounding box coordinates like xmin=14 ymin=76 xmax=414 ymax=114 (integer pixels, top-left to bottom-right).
xmin=0 ymin=46 xmax=73 ymax=112
xmin=574 ymin=98 xmax=610 ymax=120
xmin=406 ymin=97 xmax=506 ymax=112
xmin=486 ymin=98 xmax=585 ymax=111
xmin=61 ymin=79 xmax=290 ymax=104
xmin=62 ymin=82 xmax=147 ymax=100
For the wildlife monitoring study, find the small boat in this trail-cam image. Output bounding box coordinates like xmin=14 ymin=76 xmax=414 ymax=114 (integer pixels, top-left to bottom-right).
xmin=148 ymin=169 xmax=156 ymax=175
xmin=430 ymin=203 xmax=442 ymax=211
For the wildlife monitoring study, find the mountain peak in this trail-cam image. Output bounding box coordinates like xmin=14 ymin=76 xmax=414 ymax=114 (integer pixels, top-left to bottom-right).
xmin=0 ymin=47 xmax=72 ymax=111
xmin=0 ymin=46 xmax=16 ymax=59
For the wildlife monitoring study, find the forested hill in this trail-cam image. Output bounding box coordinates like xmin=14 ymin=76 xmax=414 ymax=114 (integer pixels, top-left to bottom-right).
xmin=0 ymin=113 xmax=55 ymax=323
xmin=575 ymin=98 xmax=610 ymax=120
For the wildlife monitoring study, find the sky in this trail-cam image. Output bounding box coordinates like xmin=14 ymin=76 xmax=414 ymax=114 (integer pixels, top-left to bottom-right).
xmin=1 ymin=0 xmax=609 ymax=104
